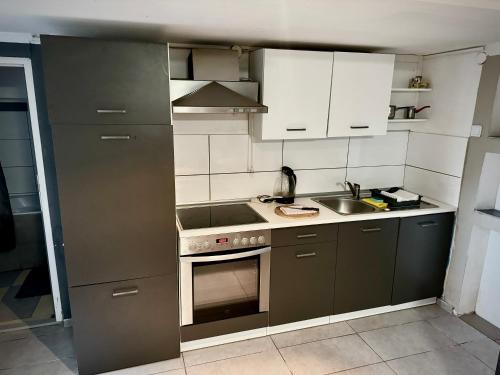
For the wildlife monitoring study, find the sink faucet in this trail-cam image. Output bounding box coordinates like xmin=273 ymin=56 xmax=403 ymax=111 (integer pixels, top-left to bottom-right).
xmin=346 ymin=181 xmax=361 ymax=200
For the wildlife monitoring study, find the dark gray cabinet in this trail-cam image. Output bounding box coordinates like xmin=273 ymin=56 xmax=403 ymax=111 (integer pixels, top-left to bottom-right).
xmin=41 ymin=36 xmax=171 ymax=125
xmin=70 ymin=274 xmax=179 ymax=375
xmin=334 ymin=218 xmax=399 ymax=314
xmin=270 ymin=225 xmax=337 ymax=326
xmin=392 ymin=213 xmax=455 ymax=305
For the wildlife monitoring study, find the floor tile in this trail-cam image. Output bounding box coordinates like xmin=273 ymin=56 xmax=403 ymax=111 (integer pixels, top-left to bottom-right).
xmin=32 ymin=294 xmax=55 ymax=320
xmin=99 ymin=357 xmax=184 ymax=374
xmin=279 ymin=334 xmax=381 ymax=375
xmin=0 ymin=336 xmax=62 ymax=370
xmin=387 ymin=346 xmax=494 ymax=375
xmin=185 ymin=349 xmax=290 ymax=375
xmin=271 ymin=322 xmax=354 ymax=348
xmin=428 ymin=315 xmax=486 ymax=344
xmin=13 ymin=270 xmax=30 ymax=286
xmin=460 ymin=313 xmax=500 ymax=341
xmin=347 ymin=309 xmax=423 ymax=333
xmin=334 ymin=362 xmax=395 ymax=375
xmin=183 ymin=337 xmax=275 ymax=367
xmin=0 ymin=271 xmax=20 ymax=288
xmin=359 ymin=320 xmax=454 ymax=360
xmin=0 ymin=358 xmax=77 ymax=375
xmin=410 ymin=304 xmax=448 ymax=320
xmin=460 ymin=338 xmax=500 ymax=370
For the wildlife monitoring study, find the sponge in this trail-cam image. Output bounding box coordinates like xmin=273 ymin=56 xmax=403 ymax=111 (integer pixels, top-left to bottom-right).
xmin=362 ymin=198 xmax=388 ymax=209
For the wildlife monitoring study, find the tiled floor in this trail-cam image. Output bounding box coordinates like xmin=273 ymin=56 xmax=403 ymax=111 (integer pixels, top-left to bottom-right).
xmin=1 ymin=304 xmax=499 ymax=374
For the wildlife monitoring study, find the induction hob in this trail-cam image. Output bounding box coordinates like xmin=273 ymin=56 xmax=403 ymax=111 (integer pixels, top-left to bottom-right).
xmin=176 ymin=203 xmax=267 ymax=230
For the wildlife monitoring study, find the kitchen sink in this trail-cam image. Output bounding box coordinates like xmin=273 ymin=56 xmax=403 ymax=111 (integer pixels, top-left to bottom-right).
xmin=313 ymin=197 xmax=382 ymax=215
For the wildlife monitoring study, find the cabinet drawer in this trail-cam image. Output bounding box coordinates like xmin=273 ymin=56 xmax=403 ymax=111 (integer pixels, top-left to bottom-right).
xmin=70 ymin=274 xmax=179 ymax=375
xmin=334 ymin=218 xmax=399 ymax=314
xmin=392 ymin=213 xmax=454 ymax=305
xmin=270 ymin=242 xmax=336 ymax=325
xmin=53 ymin=125 xmax=176 ymax=286
xmin=272 ymin=224 xmax=338 ymax=247
xmin=41 ymin=36 xmax=171 ymax=125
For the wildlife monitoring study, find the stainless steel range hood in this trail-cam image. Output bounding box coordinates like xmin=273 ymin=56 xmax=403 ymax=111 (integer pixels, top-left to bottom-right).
xmin=172 ymin=81 xmax=268 ymax=114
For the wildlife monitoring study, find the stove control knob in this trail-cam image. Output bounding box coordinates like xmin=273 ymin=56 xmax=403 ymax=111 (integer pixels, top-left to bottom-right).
xmin=250 ymin=237 xmax=257 ymax=245
xmin=203 ymin=241 xmax=210 ymax=250
xmin=233 ymin=238 xmax=240 ymax=246
xmin=258 ymin=236 xmax=265 ymax=244
xmin=241 ymin=237 xmax=249 ymax=246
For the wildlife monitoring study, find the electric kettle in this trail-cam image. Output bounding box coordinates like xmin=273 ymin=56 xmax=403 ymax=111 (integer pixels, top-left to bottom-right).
xmin=274 ymin=166 xmax=297 ymax=204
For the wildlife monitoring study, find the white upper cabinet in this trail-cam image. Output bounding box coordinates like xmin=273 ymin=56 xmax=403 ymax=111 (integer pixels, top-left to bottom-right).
xmin=249 ymin=49 xmax=333 ymax=140
xmin=327 ymin=52 xmax=395 ymax=137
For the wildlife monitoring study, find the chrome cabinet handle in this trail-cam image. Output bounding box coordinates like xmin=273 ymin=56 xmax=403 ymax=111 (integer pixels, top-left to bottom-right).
xmin=361 ymin=227 xmax=381 ymax=232
xmin=100 ymin=135 xmax=131 ymax=140
xmin=286 ymin=128 xmax=307 ymax=131
xmin=418 ymin=221 xmax=438 ymax=228
xmin=296 ymin=252 xmax=317 ymax=258
xmin=97 ymin=109 xmax=127 ymax=114
xmin=296 ymin=233 xmax=317 ymax=239
xmin=350 ymin=125 xmax=370 ymax=129
xmin=112 ymin=287 xmax=138 ymax=298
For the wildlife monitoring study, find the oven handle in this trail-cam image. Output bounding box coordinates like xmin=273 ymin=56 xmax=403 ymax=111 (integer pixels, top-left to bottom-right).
xmin=180 ymin=246 xmax=271 ymax=263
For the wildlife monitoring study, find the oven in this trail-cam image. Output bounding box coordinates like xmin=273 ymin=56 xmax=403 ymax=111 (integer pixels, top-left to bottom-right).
xmin=179 ymin=230 xmax=271 ymax=326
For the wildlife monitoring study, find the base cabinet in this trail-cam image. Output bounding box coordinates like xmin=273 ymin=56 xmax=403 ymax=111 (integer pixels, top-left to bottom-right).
xmin=270 ymin=225 xmax=337 ymax=326
xmin=70 ymin=274 xmax=179 ymax=375
xmin=334 ymin=219 xmax=399 ymax=314
xmin=392 ymin=213 xmax=455 ymax=305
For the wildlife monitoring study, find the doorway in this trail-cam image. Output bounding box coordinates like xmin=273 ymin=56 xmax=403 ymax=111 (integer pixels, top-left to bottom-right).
xmin=0 ymin=57 xmax=62 ymax=329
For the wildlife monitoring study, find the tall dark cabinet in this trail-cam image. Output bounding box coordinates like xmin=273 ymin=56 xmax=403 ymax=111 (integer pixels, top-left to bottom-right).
xmin=41 ymin=36 xmax=179 ymax=375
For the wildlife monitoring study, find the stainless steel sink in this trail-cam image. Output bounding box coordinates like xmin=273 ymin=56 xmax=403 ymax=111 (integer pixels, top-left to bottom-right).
xmin=314 ymin=197 xmax=381 ymax=215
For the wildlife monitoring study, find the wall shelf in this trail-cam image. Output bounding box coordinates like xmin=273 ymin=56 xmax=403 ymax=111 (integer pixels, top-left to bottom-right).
xmin=391 ymin=88 xmax=432 ymax=92
xmin=388 ymin=119 xmax=428 ymax=123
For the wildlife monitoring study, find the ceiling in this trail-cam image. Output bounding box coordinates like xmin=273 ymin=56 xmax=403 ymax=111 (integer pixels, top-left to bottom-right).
xmin=1 ymin=0 xmax=500 ymax=54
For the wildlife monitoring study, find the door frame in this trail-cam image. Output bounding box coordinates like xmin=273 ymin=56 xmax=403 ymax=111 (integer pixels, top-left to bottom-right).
xmin=0 ymin=56 xmax=63 ymax=322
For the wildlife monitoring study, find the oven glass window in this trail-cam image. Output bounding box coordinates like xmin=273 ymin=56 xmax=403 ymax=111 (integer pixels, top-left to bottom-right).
xmin=193 ymin=256 xmax=259 ymax=324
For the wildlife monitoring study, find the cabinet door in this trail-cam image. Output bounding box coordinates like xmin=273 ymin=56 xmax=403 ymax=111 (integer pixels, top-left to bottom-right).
xmin=334 ymin=219 xmax=399 ymax=314
xmin=328 ymin=52 xmax=394 ymax=137
xmin=70 ymin=274 xmax=179 ymax=375
xmin=270 ymin=242 xmax=336 ymax=326
xmin=53 ymin=125 xmax=176 ymax=286
xmin=41 ymin=36 xmax=171 ymax=125
xmin=252 ymin=49 xmax=333 ymax=139
xmin=392 ymin=213 xmax=454 ymax=305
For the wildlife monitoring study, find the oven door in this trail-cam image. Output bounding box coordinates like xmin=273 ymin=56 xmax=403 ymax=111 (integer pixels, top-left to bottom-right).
xmin=180 ymin=247 xmax=271 ymax=326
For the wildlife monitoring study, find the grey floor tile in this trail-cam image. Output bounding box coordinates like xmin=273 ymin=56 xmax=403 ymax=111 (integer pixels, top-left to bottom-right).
xmin=359 ymin=320 xmax=454 ymax=360
xmin=347 ymin=309 xmax=424 ymax=333
xmin=334 ymin=363 xmax=395 ymax=375
xmin=428 ymin=315 xmax=486 ymax=344
xmin=183 ymin=337 xmax=275 ymax=367
xmin=410 ymin=304 xmax=448 ymax=320
xmin=272 ymin=322 xmax=354 ymax=348
xmin=185 ymin=349 xmax=290 ymax=375
xmin=0 ymin=358 xmax=77 ymax=375
xmin=279 ymin=334 xmax=381 ymax=375
xmin=99 ymin=357 xmax=184 ymax=374
xmin=386 ymin=346 xmax=494 ymax=375
xmin=460 ymin=337 xmax=500 ymax=370
xmin=0 ymin=335 xmax=62 ymax=370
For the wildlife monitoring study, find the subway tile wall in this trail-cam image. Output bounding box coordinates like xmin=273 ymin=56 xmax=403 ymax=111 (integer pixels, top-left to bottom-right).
xmin=173 ymin=120 xmax=410 ymax=204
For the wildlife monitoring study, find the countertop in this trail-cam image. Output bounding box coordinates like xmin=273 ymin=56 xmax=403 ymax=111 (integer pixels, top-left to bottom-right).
xmin=177 ymin=195 xmax=456 ymax=238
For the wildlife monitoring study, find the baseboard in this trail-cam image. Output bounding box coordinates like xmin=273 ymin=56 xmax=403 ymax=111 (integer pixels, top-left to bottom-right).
xmin=180 ymin=327 xmax=267 ymax=352
xmin=267 ymin=316 xmax=330 ymax=335
xmin=437 ymin=298 xmax=454 ymax=315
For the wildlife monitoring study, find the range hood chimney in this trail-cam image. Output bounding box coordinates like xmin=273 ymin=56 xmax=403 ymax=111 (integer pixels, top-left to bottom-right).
xmin=172 ymin=81 xmax=268 ymax=114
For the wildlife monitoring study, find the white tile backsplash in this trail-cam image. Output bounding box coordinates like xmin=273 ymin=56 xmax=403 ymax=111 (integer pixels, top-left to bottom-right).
xmin=210 ymin=172 xmax=280 ymax=201
xmin=173 ymin=135 xmax=209 ymax=175
xmin=294 ymin=168 xmax=347 ymax=194
xmin=210 ymin=135 xmax=249 ymax=173
xmin=175 ymin=175 xmax=210 ymax=204
xmin=406 ymin=132 xmax=468 ymax=177
xmin=348 ymin=132 xmax=409 ymax=167
xmin=346 ymin=166 xmax=405 ymax=189
xmin=283 ymin=138 xmax=349 ymax=170
xmin=404 ymin=166 xmax=461 ymax=206
xmin=251 ymin=140 xmax=283 ymax=172
xmin=173 ymin=113 xmax=248 ymax=135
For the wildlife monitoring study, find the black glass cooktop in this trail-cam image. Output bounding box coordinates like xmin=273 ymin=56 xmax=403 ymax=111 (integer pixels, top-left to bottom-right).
xmin=177 ymin=204 xmax=267 ymax=230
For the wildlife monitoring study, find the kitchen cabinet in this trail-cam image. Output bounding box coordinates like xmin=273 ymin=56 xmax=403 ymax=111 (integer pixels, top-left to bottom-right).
xmin=70 ymin=274 xmax=179 ymax=375
xmin=52 ymin=124 xmax=177 ymax=286
xmin=249 ymin=49 xmax=333 ymax=140
xmin=41 ymin=36 xmax=171 ymax=125
xmin=334 ymin=218 xmax=399 ymax=314
xmin=327 ymin=52 xmax=395 ymax=137
xmin=270 ymin=225 xmax=337 ymax=326
xmin=392 ymin=213 xmax=455 ymax=305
